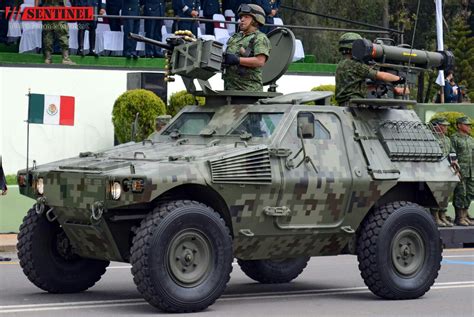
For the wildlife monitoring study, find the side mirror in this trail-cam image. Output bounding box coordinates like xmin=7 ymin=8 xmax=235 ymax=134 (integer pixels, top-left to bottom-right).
xmin=297 ymin=112 xmax=314 ymax=139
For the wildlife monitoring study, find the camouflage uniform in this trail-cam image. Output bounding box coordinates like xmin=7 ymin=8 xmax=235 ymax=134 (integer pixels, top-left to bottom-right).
xmin=40 ymin=0 xmax=74 ymax=64
xmin=335 ymin=58 xmax=377 ymax=105
xmin=451 ymin=120 xmax=474 ymax=225
xmin=223 ymin=30 xmax=270 ymax=91
xmin=430 ymin=117 xmax=454 ymax=226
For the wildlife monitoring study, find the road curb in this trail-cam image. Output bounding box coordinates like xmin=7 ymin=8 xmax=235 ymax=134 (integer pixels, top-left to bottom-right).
xmin=0 ymin=234 xmax=18 ymax=253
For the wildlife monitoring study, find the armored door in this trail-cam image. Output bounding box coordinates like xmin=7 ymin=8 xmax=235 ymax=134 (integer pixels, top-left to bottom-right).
xmin=276 ymin=110 xmax=352 ymax=228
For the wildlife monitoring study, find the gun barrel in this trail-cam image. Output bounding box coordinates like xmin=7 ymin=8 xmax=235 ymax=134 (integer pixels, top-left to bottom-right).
xmin=128 ymin=33 xmax=173 ymax=51
xmin=352 ymin=39 xmax=454 ymax=70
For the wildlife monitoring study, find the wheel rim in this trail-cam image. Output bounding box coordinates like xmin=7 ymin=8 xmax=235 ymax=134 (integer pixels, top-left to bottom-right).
xmin=391 ymin=228 xmax=425 ymax=277
xmin=167 ymin=229 xmax=212 ymax=288
xmin=54 ymin=229 xmax=79 ymax=261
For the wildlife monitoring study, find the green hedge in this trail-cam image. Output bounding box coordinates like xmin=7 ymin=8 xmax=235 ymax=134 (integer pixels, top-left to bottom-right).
xmin=306 ymin=84 xmax=336 ymax=105
xmin=6 ymin=175 xmax=16 ymax=185
xmin=112 ymin=89 xmax=166 ymax=143
xmin=168 ymin=90 xmax=205 ymax=117
xmin=429 ymin=111 xmax=474 ymax=137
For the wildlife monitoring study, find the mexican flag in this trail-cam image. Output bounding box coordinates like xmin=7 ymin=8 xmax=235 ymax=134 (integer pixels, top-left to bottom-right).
xmin=28 ymin=93 xmax=75 ymax=126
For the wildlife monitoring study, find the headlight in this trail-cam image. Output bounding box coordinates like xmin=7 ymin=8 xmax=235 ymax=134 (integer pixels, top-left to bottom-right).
xmin=36 ymin=177 xmax=44 ymax=195
xmin=110 ymin=181 xmax=122 ymax=200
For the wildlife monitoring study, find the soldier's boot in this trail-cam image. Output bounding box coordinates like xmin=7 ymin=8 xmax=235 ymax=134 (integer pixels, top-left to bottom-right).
xmin=431 ymin=210 xmax=446 ymax=227
xmin=439 ymin=211 xmax=453 ymax=227
xmin=44 ymin=51 xmax=52 ymax=64
xmin=463 ymin=209 xmax=474 ymax=226
xmin=77 ymin=29 xmax=85 ymax=56
xmin=454 ymin=208 xmax=470 ymax=226
xmin=88 ymin=31 xmax=98 ymax=57
xmin=62 ymin=50 xmax=76 ymax=65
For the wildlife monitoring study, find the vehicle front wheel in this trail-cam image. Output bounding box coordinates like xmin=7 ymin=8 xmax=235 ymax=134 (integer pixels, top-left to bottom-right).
xmin=130 ymin=200 xmax=233 ymax=313
xmin=17 ymin=208 xmax=110 ymax=293
xmin=357 ymin=201 xmax=442 ymax=299
xmin=237 ymin=257 xmax=310 ymax=284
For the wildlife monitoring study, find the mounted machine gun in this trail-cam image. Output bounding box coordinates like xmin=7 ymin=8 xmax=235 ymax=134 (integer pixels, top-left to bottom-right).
xmin=129 ymin=27 xmax=301 ymax=106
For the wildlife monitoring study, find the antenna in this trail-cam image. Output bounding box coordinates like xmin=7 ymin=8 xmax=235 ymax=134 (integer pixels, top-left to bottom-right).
xmin=402 ymin=0 xmax=422 ymax=97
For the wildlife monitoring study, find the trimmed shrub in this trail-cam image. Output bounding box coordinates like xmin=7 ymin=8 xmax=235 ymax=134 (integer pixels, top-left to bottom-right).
xmin=112 ymin=89 xmax=166 ymax=143
xmin=429 ymin=111 xmax=474 ymax=137
xmin=6 ymin=174 xmax=16 ymax=185
xmin=310 ymin=84 xmax=337 ymax=105
xmin=168 ymin=90 xmax=205 ymax=117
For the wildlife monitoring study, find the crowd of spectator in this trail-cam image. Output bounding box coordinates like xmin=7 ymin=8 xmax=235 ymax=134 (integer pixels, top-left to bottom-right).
xmin=0 ymin=0 xmax=282 ymax=61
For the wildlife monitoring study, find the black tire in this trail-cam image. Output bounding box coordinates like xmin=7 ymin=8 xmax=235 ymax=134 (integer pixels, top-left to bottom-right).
xmin=356 ymin=201 xmax=442 ymax=299
xmin=130 ymin=200 xmax=233 ymax=313
xmin=237 ymin=256 xmax=310 ymax=284
xmin=17 ymin=208 xmax=110 ymax=293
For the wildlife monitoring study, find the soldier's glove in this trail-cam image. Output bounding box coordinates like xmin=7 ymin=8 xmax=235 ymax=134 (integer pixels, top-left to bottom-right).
xmin=223 ymin=53 xmax=240 ymax=66
xmin=393 ymin=76 xmax=406 ymax=85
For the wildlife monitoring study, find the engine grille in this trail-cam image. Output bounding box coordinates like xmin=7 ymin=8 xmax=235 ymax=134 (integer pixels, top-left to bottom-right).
xmin=209 ymin=148 xmax=272 ymax=184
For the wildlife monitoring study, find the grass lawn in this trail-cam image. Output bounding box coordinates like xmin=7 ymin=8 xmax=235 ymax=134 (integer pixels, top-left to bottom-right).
xmin=0 ymin=186 xmax=35 ymax=233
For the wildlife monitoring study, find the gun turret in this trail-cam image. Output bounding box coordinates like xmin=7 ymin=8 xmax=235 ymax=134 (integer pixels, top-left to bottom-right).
xmin=129 ymin=28 xmax=297 ymax=105
xmin=129 ymin=31 xmax=223 ymax=89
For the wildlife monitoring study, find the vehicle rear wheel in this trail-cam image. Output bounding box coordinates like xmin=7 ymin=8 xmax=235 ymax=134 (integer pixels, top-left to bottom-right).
xmin=357 ymin=201 xmax=442 ymax=299
xmin=130 ymin=200 xmax=233 ymax=313
xmin=237 ymin=256 xmax=310 ymax=284
xmin=17 ymin=208 xmax=110 ymax=293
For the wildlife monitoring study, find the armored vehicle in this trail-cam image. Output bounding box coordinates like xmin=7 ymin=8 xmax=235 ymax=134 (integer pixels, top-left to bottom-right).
xmin=16 ymin=29 xmax=458 ymax=313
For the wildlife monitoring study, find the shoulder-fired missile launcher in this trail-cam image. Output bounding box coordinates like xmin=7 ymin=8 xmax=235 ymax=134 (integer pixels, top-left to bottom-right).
xmin=16 ymin=28 xmax=459 ymax=313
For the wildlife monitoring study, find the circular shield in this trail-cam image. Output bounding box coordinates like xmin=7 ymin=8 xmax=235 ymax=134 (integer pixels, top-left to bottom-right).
xmin=262 ymin=27 xmax=296 ymax=86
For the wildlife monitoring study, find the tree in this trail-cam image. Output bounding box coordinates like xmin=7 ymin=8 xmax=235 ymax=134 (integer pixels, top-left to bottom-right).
xmin=445 ymin=14 xmax=474 ymax=101
xmin=112 ymin=89 xmax=166 ymax=143
xmin=279 ymin=0 xmax=467 ymax=65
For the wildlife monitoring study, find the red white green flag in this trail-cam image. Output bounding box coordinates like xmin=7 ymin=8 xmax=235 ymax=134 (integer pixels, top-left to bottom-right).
xmin=28 ymin=93 xmax=75 ymax=126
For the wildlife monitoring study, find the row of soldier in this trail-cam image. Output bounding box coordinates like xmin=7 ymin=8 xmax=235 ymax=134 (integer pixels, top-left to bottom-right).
xmin=430 ymin=117 xmax=474 ymax=227
xmin=122 ymin=0 xmax=281 ymax=59
xmin=28 ymin=0 xmax=280 ymax=63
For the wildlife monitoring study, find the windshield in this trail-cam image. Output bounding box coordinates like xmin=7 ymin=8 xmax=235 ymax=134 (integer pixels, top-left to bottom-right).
xmin=229 ymin=113 xmax=283 ymax=138
xmin=162 ymin=113 xmax=214 ymax=135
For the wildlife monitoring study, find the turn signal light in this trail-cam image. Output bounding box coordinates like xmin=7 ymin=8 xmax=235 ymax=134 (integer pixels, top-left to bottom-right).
xmin=18 ymin=174 xmax=27 ymax=187
xmin=131 ymin=179 xmax=145 ymax=193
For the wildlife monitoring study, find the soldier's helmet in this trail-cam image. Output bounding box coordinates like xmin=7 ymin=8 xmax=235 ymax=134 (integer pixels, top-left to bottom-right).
xmin=456 ymin=116 xmax=472 ymax=125
xmin=430 ymin=117 xmax=450 ymax=126
xmin=339 ymin=32 xmax=362 ymax=52
xmin=238 ymin=4 xmax=266 ymax=26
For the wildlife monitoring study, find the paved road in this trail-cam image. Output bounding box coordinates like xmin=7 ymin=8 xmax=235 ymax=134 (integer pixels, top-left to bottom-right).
xmin=1 ymin=249 xmax=473 ymax=316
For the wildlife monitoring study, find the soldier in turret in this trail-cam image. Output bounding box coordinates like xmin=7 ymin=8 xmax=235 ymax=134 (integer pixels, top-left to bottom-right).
xmin=451 ymin=116 xmax=474 ymax=226
xmin=222 ymin=4 xmax=271 ymax=91
xmin=430 ymin=117 xmax=455 ymax=227
xmin=335 ymin=32 xmax=406 ymax=106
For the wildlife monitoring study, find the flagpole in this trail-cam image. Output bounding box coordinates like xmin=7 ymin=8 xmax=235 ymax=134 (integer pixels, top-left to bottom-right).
xmin=435 ymin=0 xmax=445 ymax=103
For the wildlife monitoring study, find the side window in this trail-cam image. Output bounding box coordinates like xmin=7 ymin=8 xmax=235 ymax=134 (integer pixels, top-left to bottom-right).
xmin=315 ymin=120 xmax=331 ymax=139
xmin=297 ymin=112 xmax=314 ymax=139
xmin=297 ymin=112 xmax=331 ymax=139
